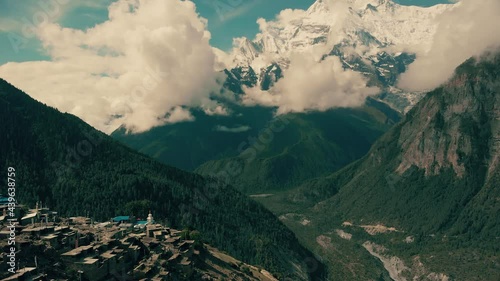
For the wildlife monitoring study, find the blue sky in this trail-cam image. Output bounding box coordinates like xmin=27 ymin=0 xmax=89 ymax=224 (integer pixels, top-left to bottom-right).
xmin=193 ymin=0 xmax=315 ymax=50
xmin=0 ymin=0 xmax=450 ymax=65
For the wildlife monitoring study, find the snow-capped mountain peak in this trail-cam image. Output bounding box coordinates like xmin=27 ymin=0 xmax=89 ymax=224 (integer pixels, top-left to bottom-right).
xmin=225 ymin=0 xmax=455 ymax=112
xmin=306 ymin=0 xmax=330 ymax=14
xmin=229 ymin=0 xmax=452 ymax=70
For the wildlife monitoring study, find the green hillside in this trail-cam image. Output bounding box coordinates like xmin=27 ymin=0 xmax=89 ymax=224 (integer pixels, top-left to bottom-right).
xmin=304 ymin=54 xmax=499 ymax=238
xmin=196 ymin=105 xmax=398 ymax=193
xmin=253 ymin=53 xmax=500 ymax=280
xmin=113 ymin=95 xmax=400 ymax=194
xmin=112 ymin=105 xmax=276 ymax=171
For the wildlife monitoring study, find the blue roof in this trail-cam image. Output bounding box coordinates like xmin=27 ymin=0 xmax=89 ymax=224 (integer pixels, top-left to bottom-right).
xmin=136 ymin=220 xmax=148 ymax=225
xmin=112 ymin=216 xmax=130 ymax=222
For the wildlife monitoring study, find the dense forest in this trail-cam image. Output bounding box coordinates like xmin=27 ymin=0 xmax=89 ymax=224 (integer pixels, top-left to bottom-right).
xmin=0 ymin=79 xmax=326 ymax=280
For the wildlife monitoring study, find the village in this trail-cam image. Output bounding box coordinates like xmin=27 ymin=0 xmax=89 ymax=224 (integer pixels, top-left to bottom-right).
xmin=0 ymin=198 xmax=276 ymax=281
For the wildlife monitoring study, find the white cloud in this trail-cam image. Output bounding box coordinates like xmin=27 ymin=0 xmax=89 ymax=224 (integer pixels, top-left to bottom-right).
xmin=0 ymin=0 xmax=221 ymax=133
xmin=398 ymin=0 xmax=500 ymax=91
xmin=164 ymin=106 xmax=195 ymax=124
xmin=235 ymin=0 xmax=380 ymax=114
xmin=257 ymin=8 xmax=307 ymax=30
xmin=242 ymin=52 xmax=379 ymax=113
xmin=212 ymin=47 xmax=232 ymax=71
xmin=203 ymin=104 xmax=229 ymax=116
xmin=215 ymin=125 xmax=251 ymax=133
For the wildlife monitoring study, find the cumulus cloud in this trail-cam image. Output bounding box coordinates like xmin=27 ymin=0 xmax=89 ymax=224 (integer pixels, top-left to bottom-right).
xmin=212 ymin=47 xmax=232 ymax=71
xmin=242 ymin=53 xmax=379 ymax=113
xmin=398 ymin=0 xmax=500 ymax=91
xmin=203 ymin=104 xmax=229 ymax=116
xmin=240 ymin=0 xmax=377 ymax=113
xmin=0 ymin=0 xmax=222 ymax=133
xmin=164 ymin=106 xmax=195 ymax=124
xmin=257 ymin=8 xmax=307 ymax=30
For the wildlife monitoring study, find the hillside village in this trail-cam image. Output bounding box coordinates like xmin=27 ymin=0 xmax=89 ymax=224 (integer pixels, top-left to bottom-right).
xmin=0 ymin=198 xmax=277 ymax=281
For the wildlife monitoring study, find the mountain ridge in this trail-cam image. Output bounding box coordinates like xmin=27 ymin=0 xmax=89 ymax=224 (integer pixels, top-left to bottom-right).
xmin=225 ymin=0 xmax=454 ymax=112
xmin=325 ymin=54 xmax=500 ymax=279
xmin=0 ymin=78 xmax=325 ymax=280
xmin=305 ymin=53 xmax=499 ymax=237
xmin=251 ymin=52 xmax=500 ymax=280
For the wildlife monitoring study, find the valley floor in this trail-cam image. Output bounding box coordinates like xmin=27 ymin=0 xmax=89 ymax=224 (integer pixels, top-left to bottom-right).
xmin=252 ymin=192 xmax=500 ymax=281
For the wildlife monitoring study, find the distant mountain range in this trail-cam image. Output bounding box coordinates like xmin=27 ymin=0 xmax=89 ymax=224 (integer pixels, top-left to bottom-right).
xmin=225 ymin=0 xmax=453 ymax=112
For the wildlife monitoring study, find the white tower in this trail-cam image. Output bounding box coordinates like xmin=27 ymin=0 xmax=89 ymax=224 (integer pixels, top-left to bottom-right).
xmin=146 ymin=211 xmax=155 ymax=238
xmin=147 ymin=211 xmax=154 ymax=225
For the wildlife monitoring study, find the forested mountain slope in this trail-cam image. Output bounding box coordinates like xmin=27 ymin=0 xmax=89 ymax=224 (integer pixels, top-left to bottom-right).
xmin=262 ymin=53 xmax=500 ymax=280
xmin=0 ymin=79 xmax=325 ymax=280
